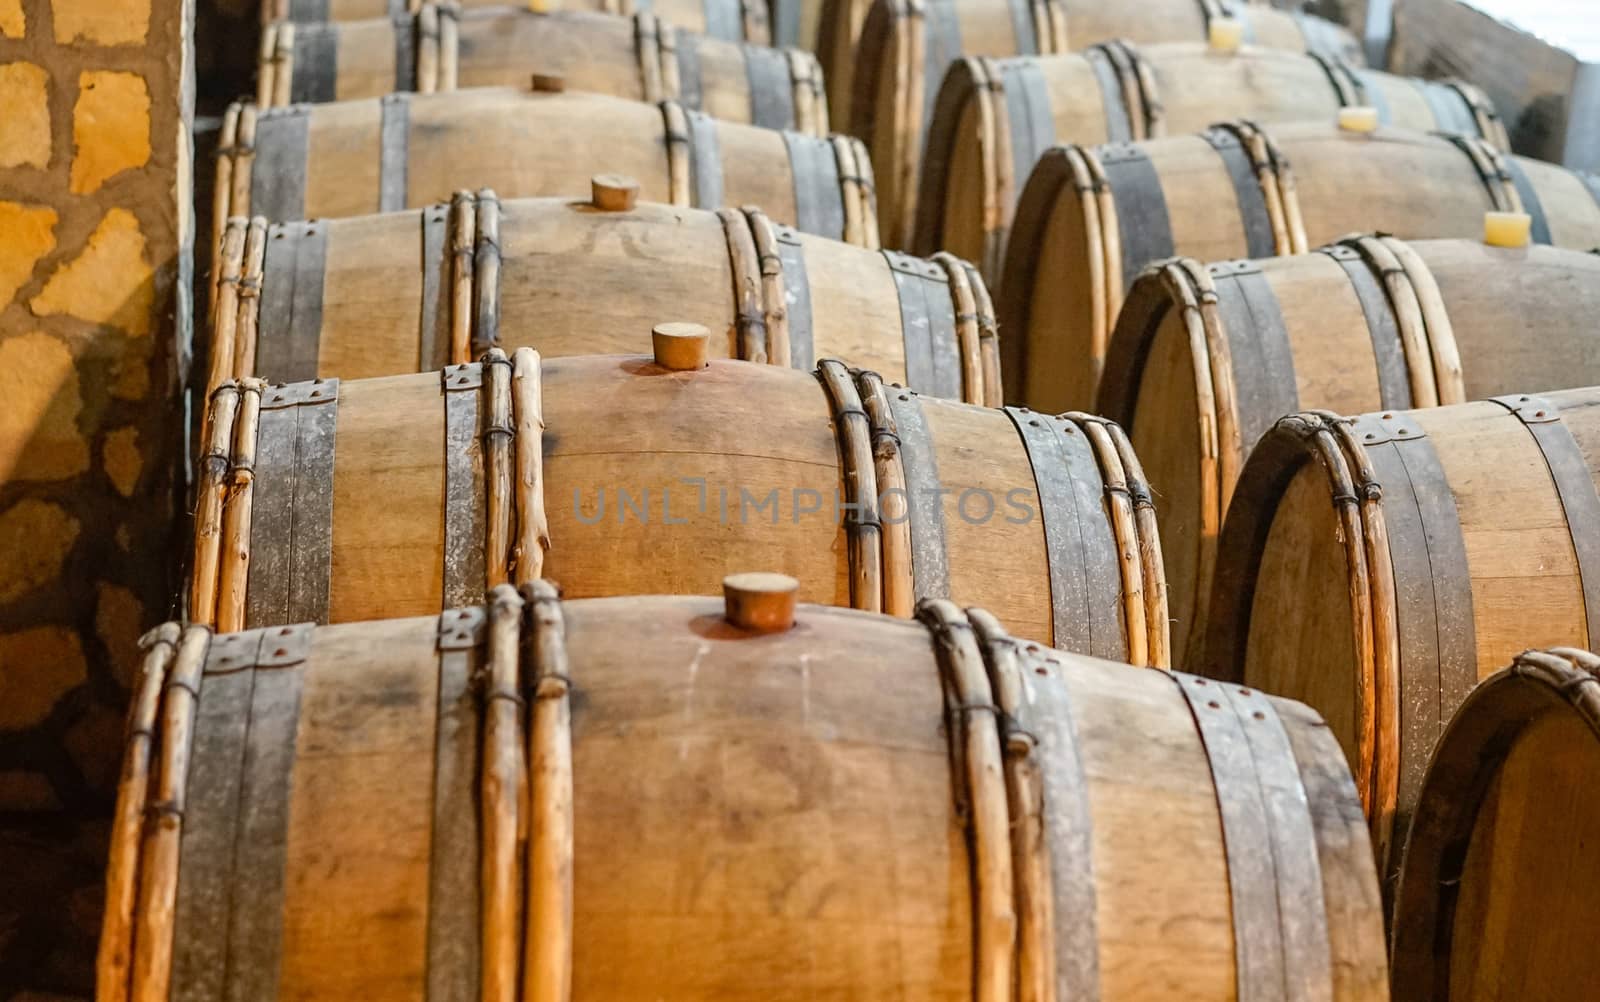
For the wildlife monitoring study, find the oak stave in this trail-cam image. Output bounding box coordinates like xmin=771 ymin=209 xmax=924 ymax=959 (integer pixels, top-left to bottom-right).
xmin=1198 ymin=387 xmax=1600 ymax=897
xmin=213 ymin=88 xmax=878 ymax=246
xmin=189 ymin=353 xmax=1169 ymax=665
xmin=914 ymin=42 xmax=1506 ymax=281
xmin=99 ymin=590 xmax=1387 ymax=1002
xmin=263 ymin=0 xmax=771 ymax=42
xmin=207 ymin=194 xmax=1001 ymax=403
xmin=846 ymin=0 xmax=1361 ymax=249
xmin=1099 ymin=238 xmax=1600 ymax=668
xmin=999 ymin=120 xmax=1600 ymax=415
xmin=257 ymin=7 xmax=830 ymax=137
xmin=1390 ymin=647 xmax=1600 ymax=1001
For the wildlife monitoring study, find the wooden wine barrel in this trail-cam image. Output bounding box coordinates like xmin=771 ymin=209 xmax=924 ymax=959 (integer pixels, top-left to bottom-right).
xmin=189 ymin=349 xmax=1170 ymax=665
xmin=207 ymin=190 xmax=1001 ymax=403
xmin=1098 ymin=238 xmax=1600 ymax=666
xmin=1000 ymin=120 xmax=1600 ymax=414
xmin=1391 ymin=647 xmax=1600 ymax=1000
xmin=914 ymin=42 xmax=1505 ymax=279
xmin=1198 ymin=387 xmax=1600 ymax=894
xmin=846 ymin=0 xmax=1361 ymax=248
xmin=98 ymin=586 xmax=1387 ymax=1002
xmin=212 ymin=89 xmax=877 ymax=247
xmin=263 ymin=0 xmax=770 ymax=43
xmin=257 ymin=7 xmax=829 ymax=137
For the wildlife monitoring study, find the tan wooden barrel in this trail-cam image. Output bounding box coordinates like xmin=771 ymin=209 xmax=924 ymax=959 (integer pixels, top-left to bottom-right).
xmin=257 ymin=7 xmax=829 ymax=136
xmin=264 ymin=0 xmax=771 ymax=43
xmin=212 ymin=89 xmax=877 ymax=248
xmin=1197 ymin=387 xmax=1600 ymax=895
xmin=1391 ymin=647 xmax=1600 ymax=1001
xmin=207 ymin=192 xmax=1001 ymax=403
xmin=98 ymin=586 xmax=1387 ymax=1002
xmin=846 ymin=0 xmax=1361 ymax=248
xmin=189 ymin=351 xmax=1170 ymax=665
xmin=999 ymin=120 xmax=1600 ymax=415
xmin=914 ymin=42 xmax=1505 ymax=279
xmin=1098 ymin=238 xmax=1600 ymax=666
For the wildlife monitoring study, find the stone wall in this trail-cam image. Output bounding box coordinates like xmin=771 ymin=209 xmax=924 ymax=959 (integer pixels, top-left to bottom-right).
xmin=0 ymin=0 xmax=191 ymax=992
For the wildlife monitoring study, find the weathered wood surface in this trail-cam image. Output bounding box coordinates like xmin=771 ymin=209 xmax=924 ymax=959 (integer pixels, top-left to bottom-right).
xmin=264 ymin=0 xmax=771 ymax=43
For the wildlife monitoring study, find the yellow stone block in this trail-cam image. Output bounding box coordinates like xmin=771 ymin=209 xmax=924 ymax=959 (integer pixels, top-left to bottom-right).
xmin=0 ymin=499 xmax=80 ymax=604
xmin=0 ymin=202 xmax=57 ymax=307
xmin=95 ymin=581 xmax=144 ymax=688
xmin=0 ymin=62 xmax=50 ymax=168
xmin=52 ymin=0 xmax=148 ymax=45
xmin=0 ymin=626 xmax=87 ymax=731
xmin=0 ymin=332 xmax=90 ymax=483
xmin=31 ymin=207 xmax=154 ymax=336
xmin=102 ymin=425 xmax=142 ymax=495
xmin=0 ymin=0 xmax=24 ymax=38
xmin=71 ymin=71 xmax=151 ymax=194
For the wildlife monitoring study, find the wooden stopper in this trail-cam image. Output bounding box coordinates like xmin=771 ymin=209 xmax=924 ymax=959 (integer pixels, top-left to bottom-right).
xmin=1208 ymin=18 xmax=1243 ymax=53
xmin=1484 ymin=210 xmax=1533 ymax=248
xmin=723 ymin=573 xmax=800 ymax=632
xmin=651 ymin=322 xmax=709 ymax=370
xmin=591 ymin=174 xmax=640 ymax=212
xmin=530 ymin=72 xmax=565 ymax=93
xmin=1338 ymin=106 xmax=1380 ymax=134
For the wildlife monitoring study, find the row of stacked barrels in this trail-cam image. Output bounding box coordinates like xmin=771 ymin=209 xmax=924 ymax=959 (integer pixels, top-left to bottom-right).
xmin=86 ymin=0 xmax=1600 ymax=996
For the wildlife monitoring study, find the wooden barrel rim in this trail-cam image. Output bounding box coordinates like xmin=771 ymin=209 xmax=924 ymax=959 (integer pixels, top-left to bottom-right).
xmin=912 ymin=57 xmax=1003 ymax=272
xmin=1389 ymin=647 xmax=1600 ymax=998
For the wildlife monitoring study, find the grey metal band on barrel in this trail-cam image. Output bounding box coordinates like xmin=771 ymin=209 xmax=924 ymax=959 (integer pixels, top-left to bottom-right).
xmin=1003 ymin=0 xmax=1037 ymax=54
xmin=674 ymin=27 xmax=705 ymax=111
xmin=1322 ymin=244 xmax=1413 ymax=411
xmin=291 ymin=25 xmax=338 ymax=104
xmin=248 ymin=380 xmax=340 ymax=628
xmin=1501 ymin=156 xmax=1553 ymax=245
xmin=773 ymin=0 xmax=800 ymax=47
xmin=1440 ymin=133 xmax=1511 ymax=214
xmin=1171 ymin=671 xmax=1290 ymax=1002
xmin=1489 ymin=395 xmax=1600 ymax=644
xmin=1293 ymin=9 xmax=1346 ymax=58
xmin=1578 ymin=170 xmax=1600 ymax=212
xmin=702 ymin=0 xmax=742 ymax=40
xmin=251 ymin=107 xmax=311 ymax=222
xmin=999 ymin=60 xmax=1056 ymax=209
xmin=257 ymin=221 xmax=327 ymax=384
xmin=686 ymin=109 xmax=724 ymax=209
xmin=783 ymin=131 xmax=845 ymax=239
xmin=1416 ymin=80 xmax=1479 ymax=138
xmin=772 ymin=223 xmax=814 ymax=368
xmin=1083 ymin=48 xmax=1131 ymax=144
xmin=378 ymin=92 xmax=410 ymax=213
xmin=887 ymin=389 xmax=950 ymax=600
xmin=743 ymin=44 xmax=795 ymax=129
xmin=884 ymin=250 xmax=962 ymax=399
xmin=1100 ymin=144 xmax=1175 ymax=291
xmin=1203 ymin=129 xmax=1277 ymax=260
xmin=443 ymin=364 xmax=488 ymax=608
xmin=286 ymin=0 xmax=328 ymax=23
xmin=393 ymin=12 xmax=418 ymax=92
xmin=1353 ymin=69 xmax=1393 ymax=125
xmin=922 ymin=0 xmax=964 ymax=124
xmin=1210 ymin=261 xmax=1300 ymax=447
xmin=429 ymin=609 xmax=485 ymax=1001
xmin=418 ymin=203 xmax=450 ymax=370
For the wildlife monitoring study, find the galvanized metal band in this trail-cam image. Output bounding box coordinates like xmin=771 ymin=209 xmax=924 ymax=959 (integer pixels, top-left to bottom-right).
xmin=887 ymin=388 xmax=950 ymax=600
xmin=248 ymin=379 xmax=341 ymax=628
xmin=1100 ymin=143 xmax=1175 ymax=291
xmin=1577 ymin=170 xmax=1600 ymax=212
xmin=1439 ymin=133 xmax=1511 ymax=212
xmin=1352 ymin=68 xmax=1393 ymax=125
xmin=999 ymin=59 xmax=1056 ymax=212
xmin=922 ymin=0 xmax=965 ymax=124
xmin=442 ymin=364 xmax=489 ymax=608
xmin=1209 ymin=261 xmax=1299 ymax=447
xmin=702 ymin=0 xmax=742 ymax=40
xmin=674 ymin=26 xmax=704 ymax=111
xmin=428 ymin=609 xmax=484 ymax=1000
xmin=884 ymin=250 xmax=962 ymax=399
xmin=1501 ymin=155 xmax=1553 ymax=245
xmin=771 ymin=222 xmax=814 ymax=368
xmin=1322 ymin=244 xmax=1413 ymax=411
xmin=290 ymin=24 xmax=338 ymax=104
xmin=386 ymin=0 xmax=405 ymax=15
xmin=257 ymin=220 xmax=327 ymax=384
xmin=1291 ymin=8 xmax=1345 ymax=58
xmin=286 ymin=0 xmax=328 ymax=22
xmin=685 ymin=108 xmax=724 ymax=209
xmin=393 ymin=11 xmax=418 ymax=92
xmin=418 ymin=202 xmax=450 ymax=370
xmin=1415 ymin=79 xmax=1479 ymax=138
xmin=1003 ymin=0 xmax=1037 ymax=54
xmin=1489 ymin=395 xmax=1600 ymax=643
xmin=743 ymin=43 xmax=796 ymax=130
xmin=783 ymin=131 xmax=846 ymax=240
xmin=378 ymin=92 xmax=411 ymax=213
xmin=1360 ymin=0 xmax=1393 ymax=66
xmin=1202 ymin=128 xmax=1277 ymax=260
xmin=251 ymin=106 xmax=311 ymax=222
xmin=772 ymin=0 xmax=800 ymax=47
xmin=1083 ymin=48 xmax=1131 ymax=144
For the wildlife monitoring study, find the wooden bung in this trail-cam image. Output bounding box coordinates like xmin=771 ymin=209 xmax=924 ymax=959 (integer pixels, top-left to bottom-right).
xmin=590 ymin=174 xmax=639 ymax=212
xmin=1337 ymin=105 xmax=1379 ymax=133
xmin=530 ymin=71 xmax=565 ymax=92
xmin=651 ymin=322 xmax=709 ymax=370
xmin=1207 ymin=18 xmax=1243 ymax=53
xmin=1485 ymin=210 xmax=1532 ymax=248
xmin=722 ymin=572 xmax=800 ymax=631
